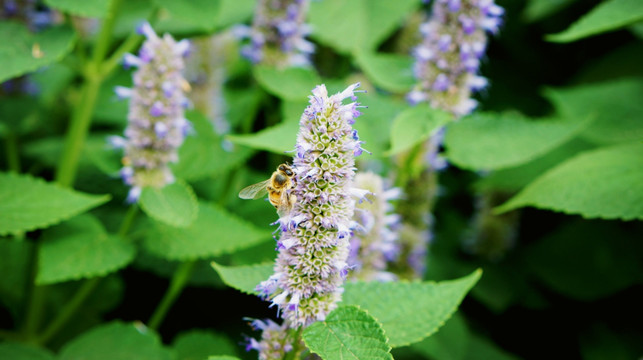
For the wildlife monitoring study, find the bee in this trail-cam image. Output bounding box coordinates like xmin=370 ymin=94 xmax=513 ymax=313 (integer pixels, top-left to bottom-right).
xmin=239 ymin=164 xmax=296 ymax=217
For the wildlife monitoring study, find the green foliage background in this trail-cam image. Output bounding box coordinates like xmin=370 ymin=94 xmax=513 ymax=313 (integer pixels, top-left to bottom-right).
xmin=1 ymin=0 xmax=642 ymax=359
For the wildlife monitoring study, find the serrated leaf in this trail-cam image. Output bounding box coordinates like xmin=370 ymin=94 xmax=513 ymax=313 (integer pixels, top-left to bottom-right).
xmin=309 ymin=0 xmax=420 ymax=54
xmin=355 ymin=52 xmax=415 ymax=93
xmin=547 ymin=0 xmax=643 ymax=42
xmin=144 ymin=202 xmax=271 ymax=261
xmin=444 ymin=112 xmax=591 ymax=171
xmin=172 ymin=111 xmax=255 ymax=181
xmin=154 ymin=0 xmax=221 ymax=31
xmin=253 ymin=66 xmax=321 ymax=101
xmin=37 ymin=214 xmax=135 ymax=285
xmin=544 ymin=79 xmax=643 ymax=145
xmin=226 ymin=120 xmax=299 ymax=154
xmin=387 ymin=104 xmax=452 ymax=156
xmin=0 ymin=172 xmax=110 ymax=236
xmin=59 ymin=321 xmax=171 ymax=360
xmin=210 ymin=262 xmax=274 ymax=295
xmin=173 ymin=330 xmax=239 ymax=360
xmin=495 ymin=142 xmax=643 ymax=220
xmin=0 ymin=23 xmax=76 ymax=83
xmin=0 ymin=343 xmax=55 ymax=360
xmin=476 ymin=138 xmax=595 ymax=193
xmin=523 ymin=220 xmax=643 ymax=300
xmin=140 ymin=180 xmax=198 ymax=228
xmin=342 ymin=270 xmax=481 ymax=347
xmin=303 ymin=306 xmax=392 ymax=360
xmin=44 ymin=0 xmax=110 ymax=18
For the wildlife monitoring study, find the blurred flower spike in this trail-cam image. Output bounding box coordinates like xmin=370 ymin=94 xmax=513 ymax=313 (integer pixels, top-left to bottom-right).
xmin=348 ymin=172 xmax=402 ymax=282
xmin=109 ymin=22 xmax=191 ymax=202
xmin=408 ymin=0 xmax=504 ymax=116
xmin=238 ymin=0 xmax=314 ymax=67
xmin=256 ymin=83 xmax=366 ymax=328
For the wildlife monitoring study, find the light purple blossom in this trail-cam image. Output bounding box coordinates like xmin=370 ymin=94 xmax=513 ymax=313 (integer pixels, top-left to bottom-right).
xmin=256 ymin=83 xmax=365 ymax=328
xmin=245 ymin=319 xmax=303 ymax=360
xmin=112 ymin=22 xmax=190 ymax=202
xmin=409 ymin=0 xmax=503 ymax=116
xmin=239 ymin=0 xmax=314 ymax=67
xmin=348 ymin=172 xmax=402 ymax=282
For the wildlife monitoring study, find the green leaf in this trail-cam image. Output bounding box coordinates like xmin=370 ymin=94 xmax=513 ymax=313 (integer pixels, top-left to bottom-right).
xmin=547 ymin=0 xmax=643 ymax=42
xmin=59 ymin=321 xmax=171 ymax=360
xmin=387 ymin=104 xmax=452 ymax=156
xmin=444 ymin=112 xmax=591 ymax=171
xmin=544 ymin=79 xmax=643 ymax=145
xmin=303 ymin=306 xmax=393 ymax=360
xmin=207 ymin=357 xmax=241 ymax=360
xmin=463 ymin=333 xmax=520 ymax=360
xmin=0 ymin=172 xmax=110 ymax=236
xmin=523 ymin=220 xmax=643 ymax=300
xmin=495 ymin=142 xmax=643 ymax=220
xmin=0 ymin=343 xmax=55 ymax=360
xmin=356 ymin=93 xmax=407 ymax=157
xmin=0 ymin=23 xmax=76 ymax=83
xmin=143 ymin=202 xmax=272 ymax=261
xmin=172 ymin=111 xmax=255 ymax=181
xmin=355 ymin=52 xmax=415 ymax=93
xmin=476 ymin=138 xmax=595 ymax=193
xmin=173 ymin=330 xmax=239 ymax=360
xmin=213 ymin=0 xmax=255 ymax=30
xmin=410 ymin=313 xmax=470 ymax=360
xmin=342 ymin=270 xmax=482 ymax=347
xmin=309 ymin=0 xmax=420 ymax=54
xmin=226 ymin=120 xmax=299 ymax=154
xmin=37 ymin=214 xmax=135 ymax=285
xmin=522 ymin=0 xmax=578 ymax=22
xmin=253 ymin=66 xmax=321 ymax=101
xmin=210 ymin=262 xmax=274 ymax=295
xmin=153 ymin=0 xmax=221 ymax=31
xmin=140 ymin=180 xmax=198 ymax=228
xmin=93 ymin=71 xmax=130 ymax=126
xmin=44 ymin=0 xmax=110 ymax=17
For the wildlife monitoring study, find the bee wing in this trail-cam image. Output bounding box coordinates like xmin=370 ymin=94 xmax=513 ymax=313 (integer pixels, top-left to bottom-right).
xmin=238 ymin=180 xmax=270 ymax=200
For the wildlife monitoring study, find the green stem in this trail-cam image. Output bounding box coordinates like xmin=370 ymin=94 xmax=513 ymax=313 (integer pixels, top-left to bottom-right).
xmin=54 ymin=78 xmax=101 ymax=187
xmin=34 ymin=278 xmax=101 ymax=345
xmin=118 ymin=204 xmax=139 ymax=238
xmin=55 ymin=0 xmax=123 ymax=187
xmin=5 ymin=132 xmax=20 ymax=173
xmin=284 ymin=327 xmax=304 ymax=360
xmin=147 ymin=260 xmax=196 ymax=331
xmin=21 ymin=240 xmax=46 ymax=339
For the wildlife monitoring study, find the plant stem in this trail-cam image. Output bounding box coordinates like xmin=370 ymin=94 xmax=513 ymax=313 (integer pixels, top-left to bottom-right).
xmin=5 ymin=132 xmax=20 ymax=173
xmin=55 ymin=0 xmax=123 ymax=187
xmin=147 ymin=260 xmax=196 ymax=331
xmin=118 ymin=204 xmax=139 ymax=238
xmin=21 ymin=240 xmax=45 ymax=339
xmin=35 ymin=277 xmax=102 ymax=346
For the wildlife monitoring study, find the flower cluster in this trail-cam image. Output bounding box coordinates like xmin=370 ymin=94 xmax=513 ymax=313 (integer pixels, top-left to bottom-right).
xmin=256 ymin=83 xmax=365 ymax=328
xmin=238 ymin=0 xmax=314 ymax=67
xmin=408 ymin=0 xmax=503 ymax=116
xmin=348 ymin=172 xmax=402 ymax=282
xmin=184 ymin=32 xmax=235 ymax=136
xmin=110 ymin=23 xmax=191 ymax=202
xmin=245 ymin=319 xmax=304 ymax=360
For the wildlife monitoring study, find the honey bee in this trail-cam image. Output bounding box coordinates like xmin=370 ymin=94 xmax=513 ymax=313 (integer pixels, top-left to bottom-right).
xmin=239 ymin=164 xmax=296 ymax=217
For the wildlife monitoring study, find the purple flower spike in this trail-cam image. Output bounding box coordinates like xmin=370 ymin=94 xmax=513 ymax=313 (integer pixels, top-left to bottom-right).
xmin=408 ymin=0 xmax=504 ymax=117
xmin=241 ymin=0 xmax=314 ymax=67
xmin=256 ymin=83 xmax=364 ymax=328
xmin=110 ymin=24 xmax=191 ymax=200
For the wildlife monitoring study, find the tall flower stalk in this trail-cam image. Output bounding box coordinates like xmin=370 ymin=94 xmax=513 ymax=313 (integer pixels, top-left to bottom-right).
xmin=394 ymin=0 xmax=503 ymax=280
xmin=254 ymin=83 xmax=365 ymax=333
xmin=239 ymin=0 xmax=314 ymax=67
xmin=110 ymin=22 xmax=191 ymax=202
